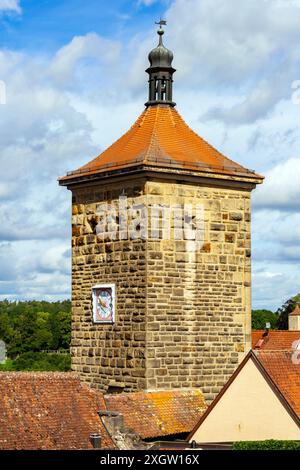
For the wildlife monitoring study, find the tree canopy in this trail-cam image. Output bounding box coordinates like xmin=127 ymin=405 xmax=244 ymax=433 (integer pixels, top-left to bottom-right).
xmin=276 ymin=293 xmax=300 ymax=330
xmin=1 ymin=293 xmax=299 ymax=371
xmin=252 ymin=293 xmax=300 ymax=330
xmin=251 ymin=309 xmax=278 ymax=330
xmin=0 ymin=300 xmax=71 ymax=370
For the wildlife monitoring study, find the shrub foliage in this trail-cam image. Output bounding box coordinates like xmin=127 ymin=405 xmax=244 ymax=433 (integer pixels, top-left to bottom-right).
xmin=233 ymin=440 xmax=300 ymax=450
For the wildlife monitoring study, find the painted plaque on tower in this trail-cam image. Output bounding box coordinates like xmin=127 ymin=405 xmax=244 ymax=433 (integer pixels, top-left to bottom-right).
xmin=92 ymin=284 xmax=115 ymax=324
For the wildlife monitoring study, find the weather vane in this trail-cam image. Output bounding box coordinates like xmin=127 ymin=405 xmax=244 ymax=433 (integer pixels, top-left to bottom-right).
xmin=155 ymin=19 xmax=167 ymax=29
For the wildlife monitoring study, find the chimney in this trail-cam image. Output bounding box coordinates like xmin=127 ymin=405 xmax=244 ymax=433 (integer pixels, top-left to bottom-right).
xmin=89 ymin=433 xmax=102 ymax=449
xmin=262 ymin=322 xmax=271 ymax=337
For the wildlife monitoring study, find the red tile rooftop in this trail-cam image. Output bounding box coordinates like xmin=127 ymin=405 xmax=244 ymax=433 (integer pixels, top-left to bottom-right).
xmin=104 ymin=389 xmax=206 ymax=439
xmin=59 ymin=106 xmax=263 ymax=184
xmin=0 ymin=372 xmax=114 ymax=450
xmin=252 ymin=330 xmax=300 ymax=351
xmin=255 ymin=350 xmax=300 ymax=420
xmin=0 ymin=373 xmax=207 ymax=448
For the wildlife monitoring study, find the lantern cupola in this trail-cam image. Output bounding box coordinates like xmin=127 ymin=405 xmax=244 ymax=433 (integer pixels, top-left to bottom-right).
xmin=145 ymin=20 xmax=176 ymax=107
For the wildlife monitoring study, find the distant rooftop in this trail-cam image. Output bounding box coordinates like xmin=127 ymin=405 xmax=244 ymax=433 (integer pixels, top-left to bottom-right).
xmin=0 ymin=372 xmax=114 ymax=450
xmin=290 ymin=305 xmax=300 ymax=316
xmin=252 ymin=330 xmax=300 ymax=351
xmin=104 ymin=389 xmax=206 ymax=439
xmin=0 ymin=372 xmax=206 ymax=449
xmin=256 ymin=350 xmax=300 ymax=420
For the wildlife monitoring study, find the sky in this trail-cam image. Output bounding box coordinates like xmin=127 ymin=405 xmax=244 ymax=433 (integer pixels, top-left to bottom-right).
xmin=0 ymin=0 xmax=300 ymax=310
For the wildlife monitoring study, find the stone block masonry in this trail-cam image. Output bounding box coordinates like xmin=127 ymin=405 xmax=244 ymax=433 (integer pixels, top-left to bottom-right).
xmin=71 ymin=177 xmax=252 ymax=402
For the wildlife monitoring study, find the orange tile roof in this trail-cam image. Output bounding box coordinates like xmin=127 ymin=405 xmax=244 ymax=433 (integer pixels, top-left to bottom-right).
xmin=290 ymin=305 xmax=300 ymax=316
xmin=0 ymin=372 xmax=114 ymax=450
xmin=60 ymin=105 xmax=263 ymax=183
xmin=252 ymin=330 xmax=300 ymax=350
xmin=256 ymin=350 xmax=300 ymax=419
xmin=104 ymin=389 xmax=206 ymax=439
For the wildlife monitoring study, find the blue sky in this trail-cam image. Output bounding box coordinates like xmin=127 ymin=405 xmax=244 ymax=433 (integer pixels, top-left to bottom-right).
xmin=0 ymin=0 xmax=168 ymax=52
xmin=0 ymin=0 xmax=300 ymax=311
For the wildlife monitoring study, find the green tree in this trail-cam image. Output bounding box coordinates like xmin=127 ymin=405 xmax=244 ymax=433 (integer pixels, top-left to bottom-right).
xmin=0 ymin=300 xmax=71 ymax=360
xmin=34 ymin=312 xmax=53 ymax=350
xmin=252 ymin=309 xmax=278 ymax=330
xmin=0 ymin=311 xmax=13 ymax=345
xmin=13 ymin=352 xmax=71 ymax=372
xmin=0 ymin=352 xmax=71 ymax=372
xmin=276 ymin=293 xmax=300 ymax=330
xmin=57 ymin=310 xmax=71 ymax=349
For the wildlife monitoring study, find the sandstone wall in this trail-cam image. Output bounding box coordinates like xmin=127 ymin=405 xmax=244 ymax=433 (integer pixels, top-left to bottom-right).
xmin=71 ymin=177 xmax=252 ymax=400
xmin=144 ymin=180 xmax=251 ymax=402
xmin=71 ymin=181 xmax=148 ymax=391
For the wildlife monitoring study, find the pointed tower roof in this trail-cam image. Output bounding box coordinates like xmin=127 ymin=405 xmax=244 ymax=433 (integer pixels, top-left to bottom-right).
xmin=59 ymin=23 xmax=263 ymax=187
xmin=290 ymin=305 xmax=300 ymax=317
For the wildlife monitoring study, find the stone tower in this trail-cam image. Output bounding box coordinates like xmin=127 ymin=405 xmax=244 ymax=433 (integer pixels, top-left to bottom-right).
xmin=59 ymin=23 xmax=263 ymax=401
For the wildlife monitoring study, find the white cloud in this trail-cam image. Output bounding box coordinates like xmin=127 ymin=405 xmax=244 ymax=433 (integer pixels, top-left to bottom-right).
xmin=0 ymin=0 xmax=21 ymax=13
xmin=203 ymin=76 xmax=290 ymax=125
xmin=251 ymin=192 xmax=300 ymax=309
xmin=0 ymin=182 xmax=16 ymax=199
xmin=0 ymin=4 xmax=299 ymax=310
xmin=123 ymin=0 xmax=300 ymax=126
xmin=254 ymin=158 xmax=300 ymax=210
xmin=252 ymin=264 xmax=299 ymax=310
xmin=254 ymin=211 xmax=300 ymax=246
xmin=0 ymin=239 xmax=71 ymax=300
xmin=50 ymin=32 xmax=121 ymax=87
xmin=0 ymin=33 xmax=124 ymax=300
xmin=166 ymin=0 xmax=300 ymax=82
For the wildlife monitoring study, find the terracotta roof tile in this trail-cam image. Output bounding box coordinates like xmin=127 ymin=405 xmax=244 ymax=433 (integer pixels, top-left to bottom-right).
xmin=0 ymin=372 xmax=114 ymax=450
xmin=252 ymin=330 xmax=300 ymax=350
xmin=60 ymin=106 xmax=263 ymax=183
xmin=105 ymin=389 xmax=206 ymax=439
xmin=255 ymin=351 xmax=300 ymax=419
